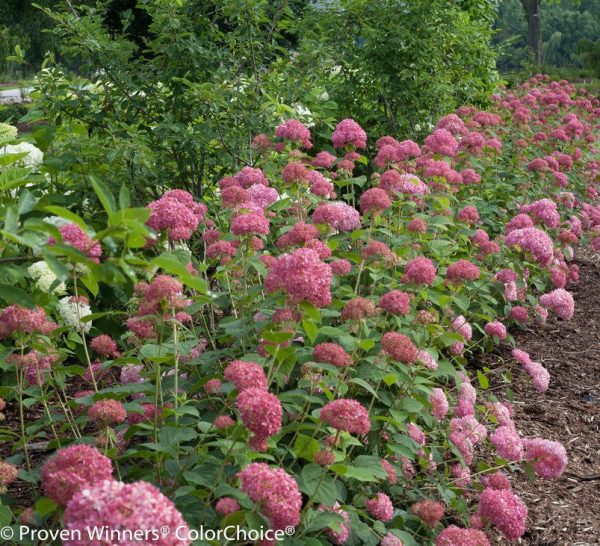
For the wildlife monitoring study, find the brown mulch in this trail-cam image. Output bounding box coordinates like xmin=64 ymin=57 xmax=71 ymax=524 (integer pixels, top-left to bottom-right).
xmin=481 ymin=248 xmax=600 ymax=546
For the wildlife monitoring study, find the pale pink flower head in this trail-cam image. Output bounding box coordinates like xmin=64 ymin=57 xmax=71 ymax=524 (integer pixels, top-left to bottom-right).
xmin=484 ymin=320 xmax=507 ymax=340
xmin=429 ymin=388 xmax=449 ymax=420
xmin=214 ymin=415 xmax=236 ymax=429
xmin=539 ymin=288 xmax=574 ymax=320
xmin=365 ymin=492 xmax=393 ymax=521
xmin=321 ymin=399 xmax=370 ymax=435
xmin=332 ymin=118 xmax=367 ymax=149
xmin=41 ymin=444 xmax=113 ymax=506
xmin=523 ymin=438 xmax=567 ymax=479
xmin=238 ymin=463 xmax=302 ymax=530
xmin=312 ymin=202 xmax=361 ymax=232
xmin=237 ymin=387 xmax=282 ymax=438
xmin=491 ymin=425 xmax=523 ymax=462
xmin=455 ymin=381 xmax=476 ymax=417
xmin=63 ymin=479 xmax=191 ymax=546
xmin=0 ymin=460 xmax=18 ymax=492
xmin=224 ymin=360 xmax=267 ymax=391
xmin=330 ymin=259 xmax=352 ymax=276
xmin=264 ymin=248 xmax=333 ymax=308
xmin=452 ymin=315 xmax=472 ymax=341
xmin=505 ymin=227 xmax=554 ymax=266
xmin=477 ymin=488 xmax=527 ymax=540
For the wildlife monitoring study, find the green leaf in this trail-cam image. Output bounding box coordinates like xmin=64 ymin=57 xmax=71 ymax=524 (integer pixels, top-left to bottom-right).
xmin=43 ymin=206 xmax=88 ymax=231
xmin=119 ymin=185 xmax=131 ymax=209
xmin=0 ymin=285 xmax=35 ymax=307
xmin=293 ymin=434 xmax=320 ymax=461
xmin=158 ymin=426 xmax=198 ymax=445
xmin=34 ymin=497 xmax=57 ymax=517
xmin=90 ymin=176 xmax=116 ymax=214
xmin=0 ymin=505 xmax=12 ymax=526
xmin=302 ymin=318 xmax=319 ymax=343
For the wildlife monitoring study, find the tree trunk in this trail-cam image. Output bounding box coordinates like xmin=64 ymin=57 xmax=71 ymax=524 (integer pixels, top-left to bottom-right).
xmin=521 ymin=0 xmax=542 ymax=64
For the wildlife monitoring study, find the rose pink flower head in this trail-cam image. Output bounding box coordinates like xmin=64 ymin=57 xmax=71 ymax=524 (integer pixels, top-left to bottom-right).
xmin=380 ymin=533 xmax=405 ymax=546
xmin=0 ymin=461 xmax=18 ymax=492
xmin=63 ymin=479 xmax=191 ymax=546
xmin=411 ymin=500 xmax=445 ymax=528
xmin=147 ymin=190 xmax=205 ymax=241
xmin=318 ymin=503 xmax=350 ymax=545
xmin=379 ymin=290 xmax=411 ymax=316
xmin=0 ymin=305 xmax=47 ymax=338
xmin=455 ymin=381 xmax=476 ymax=417
xmin=407 ymin=422 xmax=426 ymax=445
xmin=382 ymin=332 xmax=418 ymax=363
xmin=265 ymin=248 xmax=333 ymax=308
xmin=311 ymin=151 xmax=337 ymax=169
xmin=330 ymin=259 xmax=352 ymax=275
xmin=402 ymin=257 xmax=437 ymax=285
xmin=484 ymin=320 xmax=507 ymax=340
xmin=481 ymin=471 xmax=511 ymax=491
xmin=41 ymin=445 xmax=113 ymax=506
xmin=424 ymin=128 xmax=459 ymax=157
xmin=523 ymin=438 xmax=567 ymax=479
xmin=477 ymin=488 xmax=527 ymax=540
xmin=435 ymin=526 xmax=490 ymax=546
xmin=238 ymin=463 xmax=302 ymax=530
xmin=48 ymin=223 xmax=103 ymax=262
xmin=332 ymin=118 xmax=367 ymax=149
xmin=224 ymin=360 xmax=267 ymax=391
xmin=275 ymin=119 xmax=311 ymax=146
xmin=452 ymin=315 xmax=472 ymax=341
xmin=237 ymin=388 xmax=282 ymax=438
xmin=214 ymin=415 xmax=235 ymax=429
xmin=247 ymin=184 xmax=279 ymax=210
xmin=539 ymin=288 xmax=574 ymax=320
xmin=457 ymin=205 xmax=480 ymax=224
xmin=88 ymin=399 xmax=126 ymax=425
xmin=215 ymin=497 xmax=240 ymax=516
xmin=341 ymin=297 xmax=377 ymax=321
xmin=321 ymin=399 xmax=370 ymax=435
xmin=231 ymin=212 xmax=270 ymax=236
xmin=89 ymin=335 xmax=119 ymax=358
xmin=491 ymin=425 xmax=523 ymax=462
xmin=360 ymin=187 xmax=391 ymax=215
xmin=234 ymin=166 xmax=269 ymax=188
xmin=446 ymin=260 xmax=480 ymax=283
xmin=313 ymin=343 xmax=353 ymax=368
xmin=366 ymin=492 xmax=394 ymax=521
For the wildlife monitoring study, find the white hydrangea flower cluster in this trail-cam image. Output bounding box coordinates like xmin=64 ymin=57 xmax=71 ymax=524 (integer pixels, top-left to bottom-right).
xmin=1 ymin=142 xmax=44 ymax=170
xmin=28 ymin=261 xmax=67 ymax=294
xmin=56 ymin=296 xmax=92 ymax=333
xmin=0 ymin=123 xmax=17 ymax=140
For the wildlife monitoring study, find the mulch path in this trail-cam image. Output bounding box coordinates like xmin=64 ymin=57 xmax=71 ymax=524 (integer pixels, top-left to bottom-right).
xmin=482 ymin=248 xmax=600 ymax=546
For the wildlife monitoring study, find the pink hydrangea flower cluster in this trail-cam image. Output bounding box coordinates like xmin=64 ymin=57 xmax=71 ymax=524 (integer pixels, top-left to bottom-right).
xmin=332 ymin=119 xmax=367 ymax=149
xmin=365 ymin=492 xmax=394 ymax=521
xmin=379 ymin=290 xmax=411 ymax=315
xmin=88 ymin=399 xmax=127 ymax=425
xmin=89 ymin=334 xmax=120 ymax=358
xmin=63 ymin=479 xmax=191 ymax=546
xmin=411 ymin=500 xmax=445 ymax=528
xmin=402 ymin=257 xmax=437 ymax=285
xmin=523 ymin=438 xmax=568 ymax=479
xmin=224 ymin=360 xmax=267 ymax=391
xmin=0 ymin=305 xmax=52 ymax=339
xmin=238 ymin=463 xmax=302 ymax=530
xmin=477 ymin=488 xmax=527 ymax=540
xmin=265 ymin=248 xmax=333 ymax=308
xmin=511 ymin=348 xmax=550 ymax=392
xmin=318 ymin=503 xmax=350 ymax=545
xmin=275 ymin=119 xmax=312 ymax=148
xmin=539 ymin=288 xmax=575 ymax=319
xmin=382 ymin=332 xmax=418 ymax=363
xmin=237 ymin=387 xmax=282 ymax=445
xmin=48 ymin=223 xmax=103 ymax=262
xmin=505 ymin=227 xmax=554 ymax=266
xmin=312 ymin=202 xmax=361 ymax=232
xmin=147 ymin=189 xmax=206 ymax=240
xmin=435 ymin=526 xmax=490 ymax=546
xmin=41 ymin=444 xmax=113 ymax=506
xmin=313 ymin=343 xmax=353 ymax=368
xmin=321 ymin=399 xmax=370 ymax=435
